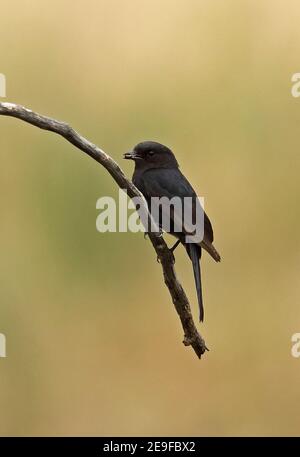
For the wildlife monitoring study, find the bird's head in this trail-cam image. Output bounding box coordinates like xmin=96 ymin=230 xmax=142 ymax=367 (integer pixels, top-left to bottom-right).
xmin=124 ymin=141 xmax=178 ymax=169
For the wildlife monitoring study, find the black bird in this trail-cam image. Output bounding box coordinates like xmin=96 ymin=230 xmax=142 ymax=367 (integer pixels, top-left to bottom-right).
xmin=124 ymin=141 xmax=220 ymax=321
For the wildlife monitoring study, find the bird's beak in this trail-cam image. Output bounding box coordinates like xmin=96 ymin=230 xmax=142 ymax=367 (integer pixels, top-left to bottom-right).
xmin=123 ymin=151 xmax=138 ymax=160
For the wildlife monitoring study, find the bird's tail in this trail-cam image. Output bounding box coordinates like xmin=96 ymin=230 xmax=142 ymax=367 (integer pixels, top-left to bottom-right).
xmin=187 ymin=243 xmax=204 ymax=322
xmin=201 ymin=240 xmax=221 ymax=262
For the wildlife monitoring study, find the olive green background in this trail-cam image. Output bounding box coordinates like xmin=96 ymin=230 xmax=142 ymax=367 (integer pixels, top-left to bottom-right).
xmin=0 ymin=0 xmax=300 ymax=436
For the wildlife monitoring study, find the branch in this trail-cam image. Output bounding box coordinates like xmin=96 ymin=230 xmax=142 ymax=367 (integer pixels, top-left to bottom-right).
xmin=0 ymin=102 xmax=208 ymax=358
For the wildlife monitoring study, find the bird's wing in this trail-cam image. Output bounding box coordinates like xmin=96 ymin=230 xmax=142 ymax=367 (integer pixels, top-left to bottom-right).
xmin=139 ymin=168 xmax=214 ymax=243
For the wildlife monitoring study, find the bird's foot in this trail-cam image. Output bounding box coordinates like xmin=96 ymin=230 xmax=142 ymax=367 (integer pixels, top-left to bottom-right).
xmin=170 ymin=239 xmax=180 ymax=253
xmin=168 ymin=249 xmax=176 ymax=264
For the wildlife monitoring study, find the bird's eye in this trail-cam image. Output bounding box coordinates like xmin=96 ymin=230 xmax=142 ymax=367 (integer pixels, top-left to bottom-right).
xmin=147 ymin=150 xmax=155 ymax=157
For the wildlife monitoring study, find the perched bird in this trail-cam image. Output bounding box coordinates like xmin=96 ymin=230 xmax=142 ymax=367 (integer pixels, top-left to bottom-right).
xmin=124 ymin=141 xmax=220 ymax=321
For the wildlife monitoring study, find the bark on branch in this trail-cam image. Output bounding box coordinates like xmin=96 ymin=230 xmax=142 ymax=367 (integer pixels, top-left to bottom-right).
xmin=0 ymin=102 xmax=208 ymax=358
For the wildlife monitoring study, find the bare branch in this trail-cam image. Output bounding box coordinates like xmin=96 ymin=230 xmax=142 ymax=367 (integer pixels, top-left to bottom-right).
xmin=0 ymin=102 xmax=208 ymax=358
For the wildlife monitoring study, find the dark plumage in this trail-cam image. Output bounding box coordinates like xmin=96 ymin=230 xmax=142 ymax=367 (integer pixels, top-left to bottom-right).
xmin=124 ymin=140 xmax=220 ymax=321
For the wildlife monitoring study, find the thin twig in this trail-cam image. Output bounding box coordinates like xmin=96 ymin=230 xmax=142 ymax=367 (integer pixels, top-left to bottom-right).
xmin=0 ymin=102 xmax=208 ymax=358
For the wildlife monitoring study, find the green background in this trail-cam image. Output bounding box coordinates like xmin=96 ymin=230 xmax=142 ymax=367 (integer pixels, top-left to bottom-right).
xmin=0 ymin=0 xmax=300 ymax=436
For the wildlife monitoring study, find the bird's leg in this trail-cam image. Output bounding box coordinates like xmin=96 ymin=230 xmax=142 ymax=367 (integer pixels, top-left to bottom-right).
xmin=167 ymin=239 xmax=180 ymax=264
xmin=157 ymin=239 xmax=180 ymax=264
xmin=170 ymin=239 xmax=181 ymax=253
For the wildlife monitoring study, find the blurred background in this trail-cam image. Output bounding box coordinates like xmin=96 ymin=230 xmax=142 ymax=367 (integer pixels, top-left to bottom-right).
xmin=0 ymin=0 xmax=300 ymax=437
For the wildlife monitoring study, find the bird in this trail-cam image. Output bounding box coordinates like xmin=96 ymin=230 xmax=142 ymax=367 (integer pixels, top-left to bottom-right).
xmin=124 ymin=140 xmax=220 ymax=322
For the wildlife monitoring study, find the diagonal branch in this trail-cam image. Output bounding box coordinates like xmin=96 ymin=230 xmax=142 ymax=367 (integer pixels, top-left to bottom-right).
xmin=0 ymin=102 xmax=208 ymax=358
